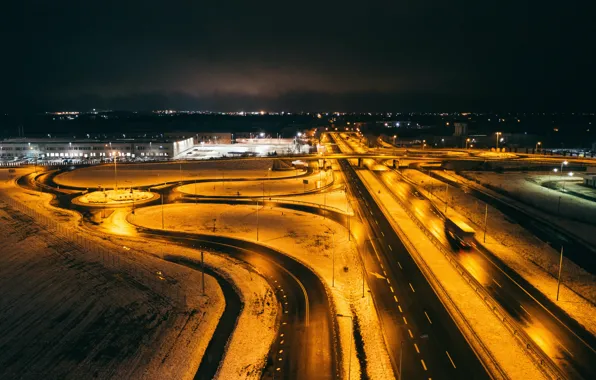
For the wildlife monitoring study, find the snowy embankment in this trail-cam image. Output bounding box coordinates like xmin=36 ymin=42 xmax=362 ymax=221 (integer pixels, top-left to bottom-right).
xmin=359 ymin=170 xmax=546 ymax=379
xmin=53 ymin=159 xmax=304 ymax=188
xmin=0 ymin=200 xmax=225 ymax=380
xmin=129 ymin=202 xmax=396 ymax=380
xmin=177 ymin=169 xmax=331 ymax=197
xmin=418 ymin=169 xmax=596 ymax=335
xmin=1 ymin=167 xmax=278 ymax=379
xmin=462 ymin=171 xmax=596 ymax=228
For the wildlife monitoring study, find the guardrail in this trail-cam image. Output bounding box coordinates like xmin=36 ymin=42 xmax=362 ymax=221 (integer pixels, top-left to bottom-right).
xmin=0 ymin=193 xmax=187 ymax=309
xmin=357 ymin=172 xmax=510 ymax=379
xmin=382 ymin=169 xmax=565 ymax=380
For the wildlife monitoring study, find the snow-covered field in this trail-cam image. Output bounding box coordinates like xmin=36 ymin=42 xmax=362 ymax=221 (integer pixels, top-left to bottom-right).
xmin=53 ymin=159 xmax=304 ymax=188
xmin=406 ymin=169 xmax=596 ymax=336
xmin=462 ymin=171 xmax=596 ymax=226
xmin=0 ymin=166 xmax=280 ymax=379
xmin=129 ymin=202 xmax=396 ymax=380
xmin=0 ymin=201 xmax=225 ymax=380
xmin=178 ymin=170 xmax=331 ymax=197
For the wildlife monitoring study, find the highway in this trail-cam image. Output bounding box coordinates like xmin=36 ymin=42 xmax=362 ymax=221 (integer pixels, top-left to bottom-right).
xmin=426 ymin=169 xmax=596 ymax=275
xmin=375 ymin=164 xmax=596 ymax=378
xmin=337 ymin=131 xmax=596 ymax=378
xmin=329 ymin=133 xmax=490 ymax=379
xmin=133 ymin=230 xmax=338 ymax=380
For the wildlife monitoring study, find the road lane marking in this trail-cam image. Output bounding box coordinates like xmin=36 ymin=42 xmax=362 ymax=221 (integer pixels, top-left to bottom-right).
xmin=398 ymin=305 xmax=403 ymax=313
xmin=520 ymin=305 xmax=530 ymax=315
xmin=403 ymin=316 xmax=408 ymax=325
xmin=421 ymin=359 xmax=427 ymax=371
xmin=375 ymin=219 xmax=379 ymax=225
xmin=446 ymin=351 xmax=456 ymax=368
xmin=409 ymin=283 xmax=415 ymax=292
xmin=424 ymin=311 xmax=432 ymax=324
xmin=394 ymin=295 xmax=398 ymax=302
xmin=383 ymin=270 xmax=387 ymax=276
xmin=408 ymin=329 xmax=414 ymax=338
xmin=492 ymin=278 xmax=502 ymax=288
xmin=398 ymin=261 xmax=402 ymax=269
xmin=388 ymin=244 xmax=393 ymax=251
xmin=414 ymin=343 xmax=420 ymax=353
xmin=560 ymin=343 xmax=575 ymax=358
xmin=390 ymin=286 xmax=395 ymax=293
xmin=381 ymin=231 xmax=385 ymax=236
xmin=386 ymin=278 xmax=391 ymax=284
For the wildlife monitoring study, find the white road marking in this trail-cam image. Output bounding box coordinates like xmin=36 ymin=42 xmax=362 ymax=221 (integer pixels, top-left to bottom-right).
xmin=492 ymin=278 xmax=502 ymax=288
xmin=421 ymin=359 xmax=427 ymax=371
xmin=409 ymin=283 xmax=415 ymax=292
xmin=414 ymin=343 xmax=420 ymax=353
xmin=390 ymin=286 xmax=395 ymax=293
xmin=398 ymin=305 xmax=403 ymax=313
xmin=424 ymin=311 xmax=432 ymax=324
xmin=394 ymin=295 xmax=399 ymax=302
xmin=398 ymin=261 xmax=402 ymax=269
xmin=408 ymin=329 xmax=414 ymax=338
xmin=388 ymin=244 xmax=393 ymax=251
xmin=520 ymin=305 xmax=530 ymax=315
xmin=446 ymin=351 xmax=456 ymax=368
xmin=403 ymin=316 xmax=408 ymax=325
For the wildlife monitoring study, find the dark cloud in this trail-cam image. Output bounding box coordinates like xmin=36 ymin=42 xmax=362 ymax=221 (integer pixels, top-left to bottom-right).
xmin=4 ymin=1 xmax=595 ymax=112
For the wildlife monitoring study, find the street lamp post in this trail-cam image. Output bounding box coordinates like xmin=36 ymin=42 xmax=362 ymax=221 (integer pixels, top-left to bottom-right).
xmin=337 ymin=314 xmax=353 ymax=380
xmin=113 ymin=153 xmax=118 ymax=190
xmin=465 ymin=138 xmax=470 ymax=149
xmin=557 ymin=246 xmax=564 ymax=301
xmin=495 ymin=132 xmax=502 ymax=150
xmin=161 ymin=194 xmax=164 ymax=229
xmin=560 ymin=160 xmax=568 ymax=177
xmin=326 ymin=229 xmax=336 ymax=287
xmin=535 ymin=141 xmax=541 ymax=153
xmin=256 ymin=199 xmax=260 ymax=241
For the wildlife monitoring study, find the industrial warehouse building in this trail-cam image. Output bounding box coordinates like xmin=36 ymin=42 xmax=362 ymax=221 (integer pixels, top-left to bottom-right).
xmin=0 ymin=137 xmax=194 ymax=162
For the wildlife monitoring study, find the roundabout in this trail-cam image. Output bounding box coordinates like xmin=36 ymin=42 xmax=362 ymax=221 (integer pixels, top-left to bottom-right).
xmin=72 ymin=189 xmax=159 ymax=208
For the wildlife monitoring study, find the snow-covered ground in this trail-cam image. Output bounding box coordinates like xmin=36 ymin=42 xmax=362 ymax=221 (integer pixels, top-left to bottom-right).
xmin=0 ymin=166 xmax=279 ymax=379
xmin=52 ymin=159 xmax=305 ymax=188
xmin=128 ymin=202 xmax=395 ymax=380
xmin=0 ymin=200 xmax=225 ymax=380
xmin=474 ymin=151 xmax=519 ymax=159
xmin=462 ymin=171 xmax=596 ymax=226
xmin=414 ymin=169 xmax=596 ymax=335
xmin=177 ymin=169 xmax=332 ymax=197
xmin=359 ymin=170 xmax=547 ymax=379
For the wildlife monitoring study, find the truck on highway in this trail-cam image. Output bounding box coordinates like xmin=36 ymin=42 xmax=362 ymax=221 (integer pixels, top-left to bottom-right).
xmin=444 ymin=216 xmax=476 ymax=249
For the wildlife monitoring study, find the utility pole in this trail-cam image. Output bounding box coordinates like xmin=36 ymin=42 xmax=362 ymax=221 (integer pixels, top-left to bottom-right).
xmin=256 ymin=200 xmax=260 ymax=241
xmin=483 ymin=204 xmax=488 ymax=243
xmin=557 ymin=247 xmax=564 ymax=301
xmin=444 ymin=183 xmax=449 ymax=213
xmin=114 ymin=154 xmax=118 ymax=190
xmin=201 ymin=250 xmax=205 ymax=295
xmin=332 ymin=231 xmax=335 ymax=287
xmin=161 ymin=194 xmax=165 ymax=229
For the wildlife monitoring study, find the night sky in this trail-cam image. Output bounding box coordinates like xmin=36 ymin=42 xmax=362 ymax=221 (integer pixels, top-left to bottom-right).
xmin=5 ymin=1 xmax=595 ymax=112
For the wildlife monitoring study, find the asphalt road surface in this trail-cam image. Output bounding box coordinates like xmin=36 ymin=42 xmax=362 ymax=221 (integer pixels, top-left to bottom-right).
xmin=134 ymin=229 xmax=338 ymax=380
xmin=378 ymin=168 xmax=596 ymax=379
